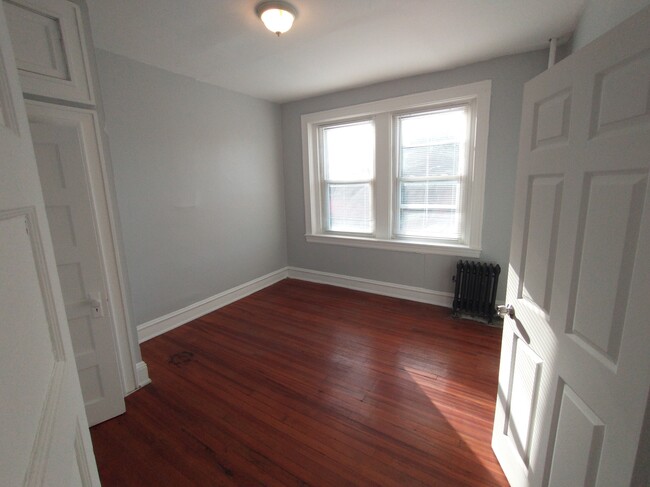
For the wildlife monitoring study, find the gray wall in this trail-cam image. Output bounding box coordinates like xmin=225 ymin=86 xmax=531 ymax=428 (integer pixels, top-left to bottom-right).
xmin=95 ymin=50 xmax=287 ymax=326
xmin=281 ymin=50 xmax=548 ymax=301
xmin=571 ymin=0 xmax=650 ymax=51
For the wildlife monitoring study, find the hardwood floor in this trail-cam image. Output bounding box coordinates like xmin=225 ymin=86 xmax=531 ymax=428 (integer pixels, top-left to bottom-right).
xmin=90 ymin=279 xmax=508 ymax=486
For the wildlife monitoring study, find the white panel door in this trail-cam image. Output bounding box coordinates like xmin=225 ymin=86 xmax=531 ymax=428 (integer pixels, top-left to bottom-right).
xmin=0 ymin=1 xmax=100 ymax=485
xmin=28 ymin=102 xmax=126 ymax=426
xmin=492 ymin=7 xmax=650 ymax=487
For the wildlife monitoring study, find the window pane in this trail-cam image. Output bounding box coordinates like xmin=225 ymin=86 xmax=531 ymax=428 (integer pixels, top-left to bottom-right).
xmin=399 ymin=107 xmax=467 ymax=148
xmin=327 ymin=183 xmax=372 ymax=233
xmin=323 ymin=121 xmax=374 ymax=181
xmin=401 ymin=143 xmax=460 ymax=177
xmin=400 ymin=181 xmax=458 ymax=208
xmin=399 ymin=209 xmax=460 ymax=239
xmin=398 ymin=181 xmax=460 ymax=239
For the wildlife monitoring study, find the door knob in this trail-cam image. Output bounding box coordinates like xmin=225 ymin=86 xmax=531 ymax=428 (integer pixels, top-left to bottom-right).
xmin=87 ymin=292 xmax=104 ymax=318
xmin=497 ymin=304 xmax=515 ymax=319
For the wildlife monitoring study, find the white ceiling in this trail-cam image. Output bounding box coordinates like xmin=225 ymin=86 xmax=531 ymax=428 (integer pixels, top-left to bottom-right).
xmin=85 ymin=0 xmax=586 ymax=103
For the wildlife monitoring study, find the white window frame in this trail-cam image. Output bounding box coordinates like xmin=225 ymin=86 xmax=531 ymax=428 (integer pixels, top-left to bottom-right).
xmin=301 ymin=80 xmax=491 ymax=257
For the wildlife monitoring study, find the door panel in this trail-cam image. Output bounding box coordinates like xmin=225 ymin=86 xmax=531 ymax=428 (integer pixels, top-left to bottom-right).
xmin=545 ymin=382 xmax=604 ymax=487
xmin=590 ymin=50 xmax=650 ymax=136
xmin=530 ymin=89 xmax=571 ymax=150
xmin=520 ymin=176 xmax=563 ymax=313
xmin=5 ymin=1 xmax=69 ymax=80
xmin=0 ymin=213 xmax=59 ymax=486
xmin=568 ymin=171 xmax=646 ymax=364
xmin=493 ymin=7 xmax=650 ymax=487
xmin=29 ymin=103 xmax=126 ymax=426
xmin=3 ymin=0 xmax=94 ymax=103
xmin=503 ymin=336 xmax=543 ymax=468
xmin=0 ymin=1 xmax=99 ymax=483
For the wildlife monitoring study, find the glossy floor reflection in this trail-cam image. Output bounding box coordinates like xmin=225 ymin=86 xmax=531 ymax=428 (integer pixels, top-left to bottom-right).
xmin=91 ymin=279 xmax=508 ymax=486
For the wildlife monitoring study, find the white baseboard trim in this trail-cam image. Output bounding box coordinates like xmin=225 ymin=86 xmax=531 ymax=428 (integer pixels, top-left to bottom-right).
xmin=287 ymin=266 xmax=454 ymax=308
xmin=137 ymin=268 xmax=289 ymax=343
xmin=134 ymin=361 xmax=151 ymax=389
xmin=136 ymin=266 xmax=459 ymax=344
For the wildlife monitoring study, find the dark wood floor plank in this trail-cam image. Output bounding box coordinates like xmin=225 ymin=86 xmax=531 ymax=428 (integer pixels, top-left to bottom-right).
xmin=91 ymin=279 xmax=508 ymax=486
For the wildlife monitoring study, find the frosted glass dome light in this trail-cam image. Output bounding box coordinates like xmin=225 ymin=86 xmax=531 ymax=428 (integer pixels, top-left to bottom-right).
xmin=256 ymin=2 xmax=297 ymax=36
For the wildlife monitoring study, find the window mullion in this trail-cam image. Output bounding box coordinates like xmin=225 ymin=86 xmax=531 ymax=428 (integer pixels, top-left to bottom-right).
xmin=374 ymin=113 xmax=392 ymax=239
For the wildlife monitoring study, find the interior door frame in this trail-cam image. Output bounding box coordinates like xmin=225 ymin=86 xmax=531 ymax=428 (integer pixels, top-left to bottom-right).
xmin=26 ymin=99 xmax=142 ymax=395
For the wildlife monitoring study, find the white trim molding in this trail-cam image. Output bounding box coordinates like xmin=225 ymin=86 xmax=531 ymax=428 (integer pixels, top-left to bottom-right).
xmin=137 ymin=266 xmax=464 ymax=345
xmin=305 ymin=233 xmax=481 ymax=257
xmin=287 ymin=266 xmax=454 ymax=308
xmin=137 ymin=268 xmax=289 ymax=343
xmin=133 ymin=361 xmax=151 ymax=390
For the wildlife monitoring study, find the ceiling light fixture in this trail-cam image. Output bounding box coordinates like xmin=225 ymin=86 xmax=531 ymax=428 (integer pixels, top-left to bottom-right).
xmin=256 ymin=1 xmax=297 ymax=36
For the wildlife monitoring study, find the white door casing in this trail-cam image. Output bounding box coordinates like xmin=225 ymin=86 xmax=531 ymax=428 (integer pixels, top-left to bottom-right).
xmin=493 ymin=7 xmax=650 ymax=487
xmin=0 ymin=1 xmax=100 ymax=485
xmin=28 ymin=101 xmax=126 ymax=426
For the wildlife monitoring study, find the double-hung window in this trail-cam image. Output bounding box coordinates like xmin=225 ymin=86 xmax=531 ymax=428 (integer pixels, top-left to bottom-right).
xmin=302 ymin=81 xmax=491 ymax=256
xmin=395 ymin=106 xmax=468 ymax=241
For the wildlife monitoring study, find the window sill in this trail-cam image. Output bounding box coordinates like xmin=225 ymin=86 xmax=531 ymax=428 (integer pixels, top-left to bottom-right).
xmin=305 ymin=233 xmax=481 ymax=257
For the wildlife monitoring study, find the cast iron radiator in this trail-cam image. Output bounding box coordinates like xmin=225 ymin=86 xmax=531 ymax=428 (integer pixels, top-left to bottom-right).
xmin=452 ymin=260 xmax=501 ymax=323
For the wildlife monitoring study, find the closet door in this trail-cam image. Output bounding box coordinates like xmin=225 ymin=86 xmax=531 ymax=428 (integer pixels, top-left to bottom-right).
xmin=4 ymin=0 xmax=94 ymax=103
xmin=28 ymin=101 xmax=126 ymax=426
